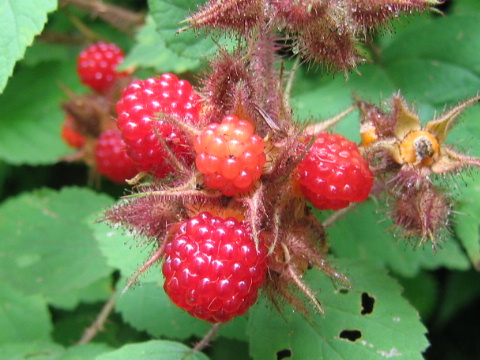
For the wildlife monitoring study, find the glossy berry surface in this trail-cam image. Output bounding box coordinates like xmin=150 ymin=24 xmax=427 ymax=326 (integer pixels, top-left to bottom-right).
xmin=77 ymin=42 xmax=128 ymax=93
xmin=95 ymin=129 xmax=138 ymax=183
xmin=116 ymin=74 xmax=202 ymax=178
xmin=194 ymin=115 xmax=266 ymax=196
xmin=162 ymin=212 xmax=268 ymax=323
xmin=61 ymin=115 xmax=86 ymax=149
xmin=296 ymin=131 xmax=374 ymax=210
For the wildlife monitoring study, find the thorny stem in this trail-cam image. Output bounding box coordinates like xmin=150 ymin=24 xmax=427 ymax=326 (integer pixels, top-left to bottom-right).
xmin=122 ymin=243 xmax=166 ymax=294
xmin=63 ymin=9 xmax=102 ymax=42
xmin=152 ymin=126 xmax=191 ymax=176
xmin=304 ymin=105 xmax=357 ymax=136
xmin=187 ymin=323 xmax=224 ymax=357
xmin=282 ymin=243 xmax=325 ymax=315
xmin=77 ymin=291 xmax=116 ymax=344
xmin=283 ymin=56 xmax=301 ymax=112
xmin=60 ymin=0 xmax=145 ymax=35
xmin=322 ymin=203 xmax=356 ymax=228
xmin=156 ymin=113 xmax=202 ymax=137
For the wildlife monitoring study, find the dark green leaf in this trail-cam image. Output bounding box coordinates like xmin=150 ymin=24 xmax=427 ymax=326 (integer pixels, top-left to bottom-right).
xmin=248 ymin=260 xmax=428 ymax=360
xmin=95 ymin=340 xmax=210 ymax=360
xmin=326 ymin=201 xmax=470 ymax=277
xmin=0 ymin=59 xmax=83 ymax=165
xmin=148 ymin=0 xmax=231 ymax=60
xmin=57 ymin=344 xmax=112 ymax=360
xmin=454 ymin=172 xmax=480 ymax=269
xmin=0 ymin=0 xmax=58 ymax=92
xmin=120 ymin=17 xmax=200 ymax=74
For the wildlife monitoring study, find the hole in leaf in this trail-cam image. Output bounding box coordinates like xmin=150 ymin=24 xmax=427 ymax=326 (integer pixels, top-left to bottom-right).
xmin=361 ymin=292 xmax=375 ymax=315
xmin=276 ymin=349 xmax=292 ymax=359
xmin=339 ymin=329 xmax=362 ymax=342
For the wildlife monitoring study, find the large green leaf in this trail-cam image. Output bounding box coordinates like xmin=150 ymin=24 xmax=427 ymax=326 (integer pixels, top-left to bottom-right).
xmin=148 ymin=0 xmax=231 ymax=60
xmin=48 ymin=276 xmax=113 ymax=311
xmin=0 ymin=283 xmax=52 ymax=343
xmin=0 ymin=59 xmax=83 ymax=165
xmin=0 ymin=187 xmax=114 ymax=301
xmin=0 ymin=341 xmax=64 ymax=360
xmin=454 ymin=172 xmax=480 ymax=269
xmin=0 ymin=0 xmax=58 ymax=93
xmin=326 ymin=201 xmax=470 ymax=277
xmin=120 ymin=17 xmax=200 ymax=74
xmin=95 ymin=340 xmax=210 ymax=360
xmin=0 ymin=342 xmax=111 ymax=360
xmin=248 ymin=260 xmax=429 ymax=360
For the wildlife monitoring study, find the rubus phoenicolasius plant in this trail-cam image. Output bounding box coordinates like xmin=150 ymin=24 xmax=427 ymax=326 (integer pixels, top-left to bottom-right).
xmin=100 ymin=0 xmax=480 ymax=329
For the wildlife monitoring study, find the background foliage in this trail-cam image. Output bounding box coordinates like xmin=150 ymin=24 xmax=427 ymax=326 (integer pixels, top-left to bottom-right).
xmin=1 ymin=0 xmax=480 ymax=359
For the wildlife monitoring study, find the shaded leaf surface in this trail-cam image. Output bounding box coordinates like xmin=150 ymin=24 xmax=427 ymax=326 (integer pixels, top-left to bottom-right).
xmin=0 ymin=59 xmax=83 ymax=165
xmin=327 ymin=201 xmax=470 ymax=277
xmin=0 ymin=187 xmax=113 ymax=300
xmin=0 ymin=283 xmax=52 ymax=342
xmin=248 ymin=260 xmax=428 ymax=360
xmin=121 ymin=17 xmax=199 ymax=74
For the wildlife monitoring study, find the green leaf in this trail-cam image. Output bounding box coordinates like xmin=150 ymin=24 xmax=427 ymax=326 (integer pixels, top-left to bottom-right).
xmin=0 ymin=283 xmax=52 ymax=342
xmin=91 ymin=220 xmax=157 ymax=282
xmin=115 ymin=278 xmax=210 ymax=339
xmin=48 ymin=276 xmax=113 ymax=310
xmin=0 ymin=0 xmax=58 ymax=93
xmin=120 ymin=17 xmax=200 ymax=74
xmin=248 ymin=260 xmax=429 ymax=360
xmin=148 ymin=0 xmax=230 ymax=61
xmin=57 ymin=344 xmax=112 ymax=360
xmin=0 ymin=187 xmax=114 ymax=300
xmin=397 ymin=271 xmax=439 ymax=321
xmin=434 ymin=270 xmax=480 ymax=326
xmin=454 ymin=172 xmax=480 ymax=269
xmin=95 ymin=340 xmax=210 ymax=360
xmin=0 ymin=59 xmax=83 ymax=165
xmin=326 ymin=201 xmax=470 ymax=277
xmin=0 ymin=341 xmax=64 ymax=360
xmin=383 ymin=15 xmax=480 ymax=80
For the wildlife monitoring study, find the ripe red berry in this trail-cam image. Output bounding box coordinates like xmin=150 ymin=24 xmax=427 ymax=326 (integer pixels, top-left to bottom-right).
xmin=61 ymin=115 xmax=86 ymax=149
xmin=77 ymin=41 xmax=129 ymax=93
xmin=116 ymin=74 xmax=202 ymax=178
xmin=162 ymin=212 xmax=268 ymax=323
xmin=194 ymin=115 xmax=266 ymax=196
xmin=95 ymin=129 xmax=138 ymax=183
xmin=296 ymin=131 xmax=374 ymax=210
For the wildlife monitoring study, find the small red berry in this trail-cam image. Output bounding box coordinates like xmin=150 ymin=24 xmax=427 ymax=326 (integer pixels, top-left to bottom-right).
xmin=77 ymin=42 xmax=129 ymax=93
xmin=116 ymin=74 xmax=203 ymax=178
xmin=296 ymin=131 xmax=374 ymax=210
xmin=194 ymin=115 xmax=266 ymax=196
xmin=162 ymin=212 xmax=268 ymax=323
xmin=61 ymin=115 xmax=86 ymax=149
xmin=95 ymin=129 xmax=138 ymax=183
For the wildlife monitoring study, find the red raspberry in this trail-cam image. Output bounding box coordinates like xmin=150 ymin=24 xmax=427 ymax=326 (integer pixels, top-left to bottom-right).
xmin=116 ymin=74 xmax=202 ymax=178
xmin=296 ymin=131 xmax=374 ymax=210
xmin=194 ymin=115 xmax=266 ymax=196
xmin=77 ymin=42 xmax=129 ymax=93
xmin=61 ymin=115 xmax=86 ymax=149
xmin=95 ymin=129 xmax=138 ymax=183
xmin=162 ymin=212 xmax=268 ymax=323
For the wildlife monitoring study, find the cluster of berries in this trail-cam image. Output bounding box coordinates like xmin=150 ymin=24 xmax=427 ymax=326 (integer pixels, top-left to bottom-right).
xmin=105 ymin=63 xmax=374 ymax=322
xmin=61 ymin=41 xmax=138 ymax=184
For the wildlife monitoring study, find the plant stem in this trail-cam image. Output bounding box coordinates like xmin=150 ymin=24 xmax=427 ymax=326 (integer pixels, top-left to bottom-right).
xmin=77 ymin=291 xmax=116 ymax=345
